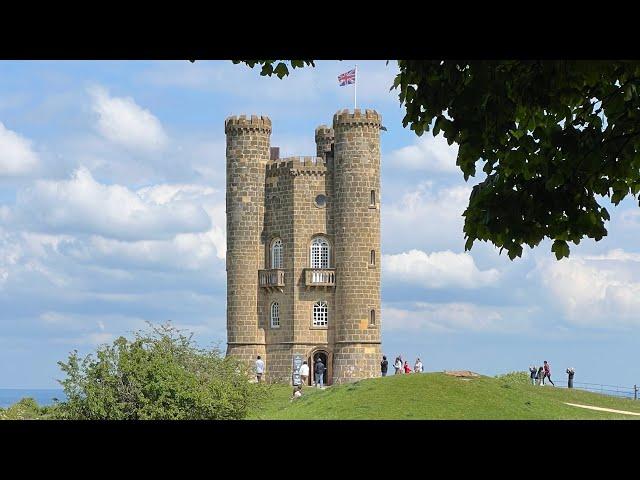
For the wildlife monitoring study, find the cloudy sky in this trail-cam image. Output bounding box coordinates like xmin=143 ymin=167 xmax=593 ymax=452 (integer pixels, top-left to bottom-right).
xmin=1 ymin=60 xmax=639 ymax=389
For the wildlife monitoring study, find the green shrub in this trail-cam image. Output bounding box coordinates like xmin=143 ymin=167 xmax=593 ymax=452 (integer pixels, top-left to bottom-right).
xmin=0 ymin=397 xmax=47 ymax=420
xmin=53 ymin=322 xmax=268 ymax=420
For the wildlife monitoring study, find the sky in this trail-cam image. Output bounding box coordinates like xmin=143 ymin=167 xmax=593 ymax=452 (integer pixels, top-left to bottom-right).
xmin=1 ymin=60 xmax=639 ymax=389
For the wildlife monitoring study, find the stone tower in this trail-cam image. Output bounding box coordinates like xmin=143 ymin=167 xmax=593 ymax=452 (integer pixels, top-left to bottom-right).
xmin=225 ymin=109 xmax=382 ymax=385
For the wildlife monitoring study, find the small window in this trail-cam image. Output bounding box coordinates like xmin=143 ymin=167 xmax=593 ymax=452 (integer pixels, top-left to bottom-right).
xmin=311 ymin=237 xmax=330 ymax=269
xmin=271 ymin=302 xmax=280 ymax=328
xmin=313 ymin=301 xmax=328 ymax=327
xmin=314 ymin=194 xmax=327 ymax=208
xmin=271 ymin=238 xmax=283 ymax=269
xmin=370 ymin=309 xmax=376 ymax=326
xmin=370 ymin=190 xmax=376 ymax=206
xmin=370 ymin=249 xmax=376 ymax=266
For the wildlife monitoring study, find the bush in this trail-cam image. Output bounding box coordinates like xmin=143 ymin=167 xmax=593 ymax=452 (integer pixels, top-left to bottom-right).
xmin=53 ymin=322 xmax=268 ymax=420
xmin=0 ymin=397 xmax=47 ymax=420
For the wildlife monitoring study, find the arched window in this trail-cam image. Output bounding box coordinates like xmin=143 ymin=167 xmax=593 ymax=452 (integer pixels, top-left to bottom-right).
xmin=271 ymin=238 xmax=283 ymax=269
xmin=313 ymin=301 xmax=328 ymax=327
xmin=370 ymin=190 xmax=376 ymax=206
xmin=270 ymin=302 xmax=280 ymax=328
xmin=369 ymin=309 xmax=376 ymax=326
xmin=370 ymin=249 xmax=376 ymax=266
xmin=310 ymin=237 xmax=330 ymax=269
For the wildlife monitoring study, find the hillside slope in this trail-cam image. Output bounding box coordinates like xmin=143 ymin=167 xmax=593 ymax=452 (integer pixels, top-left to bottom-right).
xmin=248 ymin=373 xmax=640 ymax=420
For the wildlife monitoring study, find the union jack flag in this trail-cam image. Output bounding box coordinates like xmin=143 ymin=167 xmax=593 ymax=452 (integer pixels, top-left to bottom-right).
xmin=338 ymin=68 xmax=356 ymax=86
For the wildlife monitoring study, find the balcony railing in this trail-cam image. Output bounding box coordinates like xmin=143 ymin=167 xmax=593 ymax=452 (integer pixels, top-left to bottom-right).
xmin=304 ymin=268 xmax=336 ymax=287
xmin=259 ymin=269 xmax=285 ymax=288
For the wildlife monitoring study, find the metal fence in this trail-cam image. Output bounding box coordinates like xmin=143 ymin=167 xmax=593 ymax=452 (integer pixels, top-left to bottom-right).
xmin=547 ymin=381 xmax=639 ymax=400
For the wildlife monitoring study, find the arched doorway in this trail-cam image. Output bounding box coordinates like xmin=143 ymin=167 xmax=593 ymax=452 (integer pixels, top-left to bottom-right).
xmin=308 ymin=349 xmax=332 ymax=386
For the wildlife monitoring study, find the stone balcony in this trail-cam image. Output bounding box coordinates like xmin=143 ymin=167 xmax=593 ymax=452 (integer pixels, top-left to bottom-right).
xmin=304 ymin=268 xmax=336 ymax=287
xmin=259 ymin=269 xmax=285 ymax=290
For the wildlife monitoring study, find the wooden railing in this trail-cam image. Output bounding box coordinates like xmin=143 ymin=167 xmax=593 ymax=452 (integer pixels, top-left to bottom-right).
xmin=304 ymin=268 xmax=336 ymax=287
xmin=258 ymin=269 xmax=285 ymax=288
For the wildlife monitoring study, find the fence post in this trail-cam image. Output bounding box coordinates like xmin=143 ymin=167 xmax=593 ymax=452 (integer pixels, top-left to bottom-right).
xmin=635 ymin=384 xmax=638 ymax=401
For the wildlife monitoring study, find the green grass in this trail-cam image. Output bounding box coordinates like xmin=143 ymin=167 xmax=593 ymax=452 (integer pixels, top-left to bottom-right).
xmin=247 ymin=373 xmax=640 ymax=420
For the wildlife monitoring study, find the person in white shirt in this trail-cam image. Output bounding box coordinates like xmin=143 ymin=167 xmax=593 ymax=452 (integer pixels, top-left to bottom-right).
xmin=255 ymin=355 xmax=265 ymax=383
xmin=394 ymin=357 xmax=403 ymax=375
xmin=298 ymin=361 xmax=310 ymax=387
xmin=414 ymin=358 xmax=423 ymax=373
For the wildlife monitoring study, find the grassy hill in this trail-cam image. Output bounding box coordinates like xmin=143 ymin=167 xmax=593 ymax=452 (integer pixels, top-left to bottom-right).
xmin=248 ymin=372 xmax=640 ymax=420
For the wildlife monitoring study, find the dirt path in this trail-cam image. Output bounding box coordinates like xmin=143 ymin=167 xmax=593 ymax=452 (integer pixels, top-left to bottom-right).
xmin=564 ymin=402 xmax=640 ymax=416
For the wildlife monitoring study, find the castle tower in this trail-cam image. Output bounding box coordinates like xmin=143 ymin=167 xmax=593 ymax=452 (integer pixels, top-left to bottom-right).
xmin=225 ymin=109 xmax=382 ymax=385
xmin=225 ymin=115 xmax=271 ymax=365
xmin=332 ymin=109 xmax=382 ymax=384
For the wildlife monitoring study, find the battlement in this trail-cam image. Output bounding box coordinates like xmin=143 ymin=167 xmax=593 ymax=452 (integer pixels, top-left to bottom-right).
xmin=225 ymin=114 xmax=272 ymax=134
xmin=266 ymin=156 xmax=328 ymax=177
xmin=315 ymin=125 xmax=335 ymax=140
xmin=332 ymin=109 xmax=382 ymax=128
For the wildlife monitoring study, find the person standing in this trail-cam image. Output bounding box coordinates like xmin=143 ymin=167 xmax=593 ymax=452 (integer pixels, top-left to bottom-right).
xmin=543 ymin=360 xmax=555 ymax=386
xmin=255 ymin=355 xmax=265 ymax=383
xmin=381 ymin=356 xmax=389 ymax=377
xmin=299 ymin=361 xmax=310 ymax=387
xmin=314 ymin=357 xmax=326 ymax=388
xmin=537 ymin=366 xmax=544 ymax=386
xmin=566 ymin=367 xmax=575 ymax=388
xmin=394 ymin=357 xmax=402 ymax=375
xmin=529 ymin=365 xmax=537 ymax=385
xmin=415 ymin=358 xmax=423 ymax=373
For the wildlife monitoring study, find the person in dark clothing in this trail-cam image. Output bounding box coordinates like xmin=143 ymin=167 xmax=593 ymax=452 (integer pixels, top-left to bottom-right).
xmin=566 ymin=367 xmax=575 ymax=388
xmin=529 ymin=365 xmax=537 ymax=385
xmin=314 ymin=358 xmax=326 ymax=388
xmin=381 ymin=356 xmax=388 ymax=377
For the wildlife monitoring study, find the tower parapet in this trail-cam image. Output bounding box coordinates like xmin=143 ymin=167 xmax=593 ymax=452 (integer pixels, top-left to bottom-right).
xmin=315 ymin=125 xmax=335 ymax=160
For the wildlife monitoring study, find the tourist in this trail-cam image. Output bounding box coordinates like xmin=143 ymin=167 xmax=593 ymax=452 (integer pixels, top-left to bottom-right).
xmin=255 ymin=355 xmax=265 ymax=383
xmin=566 ymin=367 xmax=575 ymax=389
xmin=543 ymin=361 xmax=555 ymax=386
xmin=415 ymin=358 xmax=423 ymax=373
xmin=381 ymin=356 xmax=388 ymax=377
xmin=315 ymin=357 xmax=326 ymax=388
xmin=404 ymin=360 xmax=412 ymax=374
xmin=529 ymin=365 xmax=537 ymax=385
xmin=537 ymin=366 xmax=544 ymax=386
xmin=394 ymin=357 xmax=402 ymax=375
xmin=299 ymin=361 xmax=310 ymax=387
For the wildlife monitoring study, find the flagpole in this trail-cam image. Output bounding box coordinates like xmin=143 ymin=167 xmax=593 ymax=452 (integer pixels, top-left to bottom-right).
xmin=354 ymin=64 xmax=357 ymax=110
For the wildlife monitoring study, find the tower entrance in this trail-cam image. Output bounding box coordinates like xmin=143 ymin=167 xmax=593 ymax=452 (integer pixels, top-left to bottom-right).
xmin=309 ymin=349 xmax=332 ymax=386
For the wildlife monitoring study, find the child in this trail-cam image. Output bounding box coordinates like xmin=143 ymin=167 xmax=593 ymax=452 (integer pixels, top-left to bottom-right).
xmin=291 ymin=385 xmax=303 ymax=401
xmin=404 ymin=361 xmax=412 ymax=374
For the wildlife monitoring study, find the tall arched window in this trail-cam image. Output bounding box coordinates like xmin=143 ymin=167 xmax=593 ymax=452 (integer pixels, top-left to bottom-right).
xmin=313 ymin=301 xmax=328 ymax=327
xmin=271 ymin=238 xmax=283 ymax=269
xmin=370 ymin=249 xmax=376 ymax=266
xmin=369 ymin=309 xmax=376 ymax=326
xmin=310 ymin=237 xmax=330 ymax=269
xmin=270 ymin=302 xmax=280 ymax=328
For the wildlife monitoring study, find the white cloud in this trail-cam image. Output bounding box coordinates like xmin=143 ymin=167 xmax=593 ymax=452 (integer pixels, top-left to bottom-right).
xmin=382 ymin=302 xmax=533 ymax=334
xmin=388 ymin=133 xmax=458 ymax=172
xmin=0 ymin=122 xmax=39 ymax=176
xmin=383 ymin=182 xmax=471 ymax=252
xmin=537 ymin=251 xmax=640 ymax=328
xmin=383 ymin=249 xmax=500 ymax=289
xmin=89 ymin=86 xmax=168 ymax=152
xmin=13 ymin=167 xmax=212 ymax=241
